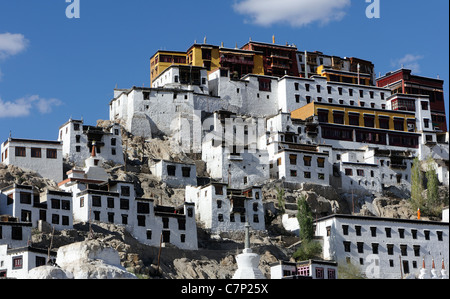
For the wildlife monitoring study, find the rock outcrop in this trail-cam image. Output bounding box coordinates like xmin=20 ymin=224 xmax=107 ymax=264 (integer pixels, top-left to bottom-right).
xmin=27 ymin=240 xmax=137 ymax=279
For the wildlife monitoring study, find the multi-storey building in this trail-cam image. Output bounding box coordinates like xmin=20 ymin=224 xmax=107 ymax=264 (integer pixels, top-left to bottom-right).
xmin=241 ymin=40 xmax=300 ymax=78
xmin=291 ymin=101 xmax=422 ymax=151
xmin=58 ymin=147 xmax=198 ymax=250
xmin=1 ymin=138 xmax=63 ymax=183
xmin=377 ymin=69 xmax=447 ymax=132
xmin=0 ymin=184 xmax=73 ymax=232
xmin=315 ymin=214 xmax=449 ymax=279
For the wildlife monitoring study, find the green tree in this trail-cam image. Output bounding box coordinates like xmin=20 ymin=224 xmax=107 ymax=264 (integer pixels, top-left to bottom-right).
xmin=410 ymin=157 xmax=425 ymax=211
xmin=297 ymin=195 xmax=314 ymax=241
xmin=426 ymin=156 xmax=439 ymax=207
xmin=293 ymin=195 xmax=321 ymax=261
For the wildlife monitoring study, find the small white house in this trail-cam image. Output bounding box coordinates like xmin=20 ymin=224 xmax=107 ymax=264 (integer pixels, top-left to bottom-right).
xmin=0 ymin=217 xmax=32 ymax=249
xmin=149 ymin=159 xmax=197 ymax=188
xmin=1 ymin=138 xmax=63 ymax=183
xmin=58 ymin=118 xmax=124 ymax=167
xmin=0 ymin=245 xmax=56 ymax=279
xmin=185 ymin=183 xmax=265 ymax=233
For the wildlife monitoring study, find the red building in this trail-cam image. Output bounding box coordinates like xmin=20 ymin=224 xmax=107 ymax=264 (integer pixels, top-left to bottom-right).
xmin=377 ymin=69 xmax=447 ymax=132
xmin=241 ymin=41 xmax=300 ymax=78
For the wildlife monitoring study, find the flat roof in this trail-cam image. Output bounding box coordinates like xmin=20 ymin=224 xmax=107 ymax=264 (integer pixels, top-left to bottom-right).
xmin=315 ymin=213 xmax=449 ymax=226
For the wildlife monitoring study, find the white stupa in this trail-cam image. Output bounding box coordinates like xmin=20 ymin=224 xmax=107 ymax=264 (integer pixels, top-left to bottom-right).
xmin=441 ymin=259 xmax=449 ymax=279
xmin=232 ymin=223 xmax=265 ymax=279
xmin=419 ymin=259 xmax=430 ymax=279
xmin=431 ymin=259 xmax=439 ymax=279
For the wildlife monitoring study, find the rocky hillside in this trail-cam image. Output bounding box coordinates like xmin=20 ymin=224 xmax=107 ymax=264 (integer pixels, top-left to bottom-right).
xmin=2 ymin=122 xmax=448 ymax=278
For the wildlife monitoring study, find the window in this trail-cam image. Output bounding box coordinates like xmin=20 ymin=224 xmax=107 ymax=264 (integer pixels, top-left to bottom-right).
xmin=411 ymin=229 xmax=418 ymax=239
xmin=316 ymin=85 xmax=321 ymax=93
xmin=372 ymin=243 xmax=379 ymax=254
xmin=137 ymin=202 xmax=150 ymax=214
xmin=357 ymin=242 xmax=364 ymax=253
xmin=348 ymin=113 xmax=360 ymax=126
xmin=121 ymin=186 xmax=131 ymax=197
xmin=355 ymin=226 xmax=361 ymax=236
xmin=253 ymin=214 xmax=259 ymax=223
xmin=394 ymin=118 xmax=404 ymax=131
xmin=333 ymin=111 xmax=344 ymax=124
xmin=290 ymin=170 xmax=297 ymax=177
xmin=47 ymin=149 xmax=57 ymax=159
xmin=399 ymin=228 xmax=405 ymax=239
xmin=370 ymin=227 xmax=377 ymax=237
xmin=120 ymin=198 xmax=129 ymax=210
xmin=304 ymin=172 xmax=311 ymax=179
xmin=343 ymin=241 xmax=351 ymax=252
xmin=400 ymin=245 xmax=408 ymax=256
xmin=385 ymin=227 xmax=392 ymax=238
xmin=162 ymin=218 xmax=169 ymax=229
xmin=318 ymin=173 xmax=325 ymax=180
xmin=51 ymin=199 xmax=61 ymax=210
xmin=413 ymin=245 xmax=421 ymax=257
xmin=345 ymin=169 xmax=353 ymax=176
xmin=342 ymin=225 xmax=349 ymax=235
xmin=108 ymin=213 xmax=115 ymax=224
xmin=424 ymin=230 xmax=430 ymax=240
xmin=215 ymin=185 xmax=223 ymax=195
xmin=303 ymin=156 xmax=312 ymax=166
xmin=11 ymin=227 xmax=23 ymax=240
xmin=258 ymin=78 xmax=271 ymax=92
xmin=92 ymin=196 xmax=102 ymax=207
xmin=379 ymin=117 xmax=390 ymax=129
xmin=178 ymin=219 xmax=186 ymax=230
xmin=357 ymin=169 xmax=364 ymax=176
xmin=30 ymin=147 xmax=41 ymax=158
xmin=289 ymin=154 xmax=297 ymax=165
xmin=387 ymin=244 xmax=394 ymax=255
xmin=437 ymin=231 xmax=443 ymax=241
xmin=12 ymin=256 xmax=23 ymax=270
xmin=167 ymin=165 xmax=176 ymax=176
xmin=15 ymin=147 xmax=26 ymax=157
xmin=20 ymin=192 xmax=32 ymax=204
xmin=107 ymin=197 xmax=114 ymax=209
xmin=182 ymin=167 xmax=191 ymax=178
xmin=318 ymin=110 xmax=329 ymax=123
xmin=364 ymin=115 xmax=375 ymax=128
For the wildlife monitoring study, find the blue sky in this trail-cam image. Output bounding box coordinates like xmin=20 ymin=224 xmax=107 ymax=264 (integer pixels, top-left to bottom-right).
xmin=0 ymin=0 xmax=448 ymax=141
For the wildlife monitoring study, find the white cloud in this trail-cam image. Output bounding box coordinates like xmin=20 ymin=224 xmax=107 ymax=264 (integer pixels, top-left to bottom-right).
xmin=0 ymin=33 xmax=29 ymax=60
xmin=0 ymin=95 xmax=63 ymax=118
xmin=233 ymin=0 xmax=351 ymax=27
xmin=391 ymin=54 xmax=424 ymax=74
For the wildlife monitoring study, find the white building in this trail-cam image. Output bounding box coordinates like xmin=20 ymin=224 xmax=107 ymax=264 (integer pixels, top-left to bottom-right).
xmin=270 ymin=260 xmax=338 ymax=279
xmin=315 ymin=214 xmax=449 ymax=279
xmin=0 ymin=245 xmax=56 ymax=279
xmin=0 ymin=217 xmax=32 ymax=249
xmin=58 ymin=119 xmax=124 ymax=167
xmin=0 ymin=185 xmax=73 ymax=232
xmin=185 ymin=183 xmax=265 ymax=233
xmin=59 ymin=149 xmax=198 ymax=250
xmin=149 ymin=159 xmax=197 ymax=188
xmin=1 ymin=138 xmax=63 ymax=183
xmin=336 ymin=147 xmax=413 ymax=194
